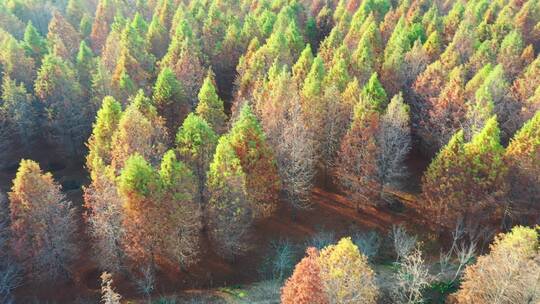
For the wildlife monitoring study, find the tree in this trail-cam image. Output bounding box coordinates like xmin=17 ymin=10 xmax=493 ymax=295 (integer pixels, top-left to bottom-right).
xmin=454 ymin=226 xmax=540 ymax=304
xmin=100 ymin=272 xmax=122 ymax=304
xmin=22 ymin=21 xmax=47 ymax=63
xmin=86 ymin=96 xmax=123 ymax=172
xmin=153 ymin=67 xmax=189 ymax=136
xmin=421 ymin=131 xmax=468 ymax=227
xmin=161 ymin=35 xmax=205 ymax=108
xmin=228 ymin=104 xmax=280 ymax=218
xmin=195 ymin=71 xmax=227 ymax=134
xmin=147 ymin=14 xmax=168 ymax=59
xmin=158 ymin=150 xmax=201 ymax=268
xmin=0 ymin=192 xmax=22 ymax=304
xmin=361 ymin=73 xmax=388 ymax=112
xmin=422 ymin=117 xmax=508 ymax=228
xmin=318 ymin=237 xmax=378 ymax=304
xmin=1 ymin=76 xmax=37 ymax=150
xmin=277 ymin=97 xmax=317 ymax=211
xmin=118 ymin=150 xmax=201 ymax=270
xmin=206 ymin=136 xmax=253 ymax=259
xmin=336 ymin=104 xmax=381 ymax=210
xmin=76 ymin=40 xmax=96 ymax=94
xmin=110 ymin=93 xmax=168 ymax=171
xmin=47 ymin=11 xmax=81 ymax=60
xmin=118 ymin=154 xmax=161 ymax=266
xmin=292 ymin=44 xmax=314 ymax=87
xmin=112 ymin=21 xmax=156 ymax=93
xmin=391 ymin=248 xmax=431 ymax=304
xmin=301 ymin=56 xmax=325 ymax=101
xmin=504 ymin=111 xmax=540 ymax=224
xmin=34 ymin=53 xmax=88 ymax=155
xmin=497 ymin=30 xmax=525 ymax=80
xmin=0 ymin=35 xmax=35 ymax=88
xmin=8 ymin=159 xmax=78 ymax=281
xmin=378 ymin=92 xmax=411 ymax=190
xmin=420 ymin=67 xmax=467 ymax=153
xmin=91 ymin=0 xmax=115 ymax=53
xmin=253 ymin=67 xmax=317 ymax=211
xmin=175 ymin=113 xmax=218 ymax=208
xmin=316 ymin=86 xmax=350 ymax=185
xmin=84 ymin=161 xmax=124 ymax=273
xmin=281 ymin=248 xmax=328 ymax=304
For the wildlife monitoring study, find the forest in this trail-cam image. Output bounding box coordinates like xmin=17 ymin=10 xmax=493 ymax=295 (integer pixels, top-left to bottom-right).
xmin=0 ymin=0 xmax=539 ymax=303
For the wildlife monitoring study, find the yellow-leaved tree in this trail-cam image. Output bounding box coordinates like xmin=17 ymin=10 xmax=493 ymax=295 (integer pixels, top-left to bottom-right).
xmin=318 ymin=237 xmax=378 ymax=304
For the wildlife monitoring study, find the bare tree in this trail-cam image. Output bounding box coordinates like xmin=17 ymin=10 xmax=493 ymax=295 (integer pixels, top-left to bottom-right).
xmin=277 ymin=98 xmax=317 ymax=211
xmin=377 ymin=92 xmax=411 ymax=190
xmin=391 ymin=225 xmax=417 ymax=262
xmin=0 ymin=193 xmax=22 ymax=304
xmin=100 ymin=272 xmax=122 ymax=304
xmin=133 ymin=264 xmax=155 ymax=303
xmin=454 ymin=226 xmax=540 ymax=304
xmin=392 ymin=248 xmax=432 ymax=304
xmin=318 ymin=86 xmax=349 ymax=185
xmin=438 ymin=220 xmax=476 ymax=285
xmin=84 ymin=170 xmax=125 ymax=273
xmin=351 ymin=230 xmax=381 ymax=262
xmin=254 ymin=70 xmax=317 ymax=211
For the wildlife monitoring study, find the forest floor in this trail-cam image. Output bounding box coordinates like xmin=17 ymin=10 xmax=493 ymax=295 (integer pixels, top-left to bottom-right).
xmin=3 ymin=147 xmax=440 ymax=303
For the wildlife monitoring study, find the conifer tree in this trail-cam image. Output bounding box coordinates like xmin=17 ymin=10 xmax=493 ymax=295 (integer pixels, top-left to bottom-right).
xmin=153 ymin=67 xmax=188 ymax=136
xmin=341 ymin=78 xmax=361 ymax=119
xmin=421 ymin=67 xmax=467 ymax=152
xmin=91 ymin=0 xmax=115 ymax=53
xmin=175 ymin=113 xmax=218 ymax=208
xmin=361 ymin=72 xmax=388 ymax=112
xmin=118 ymin=154 xmax=161 ymax=266
xmin=207 ymin=136 xmax=252 ymax=258
xmin=228 ymin=104 xmax=280 ymax=218
xmin=66 ymin=0 xmax=85 ymax=28
xmin=112 ymin=21 xmax=156 ymax=92
xmin=512 ymin=54 xmax=540 ymax=106
xmin=0 ymin=36 xmax=35 ymax=88
xmin=422 ymin=131 xmax=468 ymax=226
xmin=195 ymin=71 xmax=227 ymax=134
xmin=281 ymin=248 xmax=328 ymax=304
xmin=22 ymin=21 xmax=47 ymax=63
xmin=1 ymin=76 xmax=37 ymax=150
xmin=505 ymin=111 xmax=540 ymax=223
xmin=86 ymin=96 xmax=123 ymax=172
xmin=76 ymin=40 xmax=96 ymax=95
xmin=147 ymin=14 xmax=168 ymax=59
xmin=497 ymin=30 xmax=525 ymax=79
xmin=422 ymin=117 xmax=508 ymax=227
xmin=301 ymin=56 xmax=325 ymax=101
xmin=158 ymin=150 xmax=201 ymax=267
xmin=110 ymin=94 xmax=167 ymax=171
xmin=336 ymin=103 xmax=382 ymax=210
xmin=161 ymin=27 xmax=205 ymax=107
xmin=34 ymin=53 xmax=88 ymax=155
xmin=9 ymin=160 xmax=78 ymax=281
xmin=292 ymin=44 xmax=314 ymax=87
xmin=47 ymin=11 xmax=81 ymax=60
